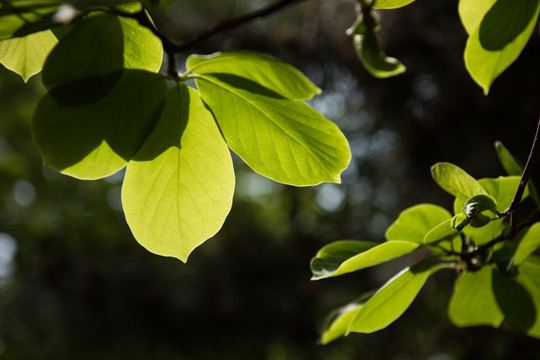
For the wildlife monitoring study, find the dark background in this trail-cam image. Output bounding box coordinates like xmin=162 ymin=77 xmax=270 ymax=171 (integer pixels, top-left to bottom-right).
xmin=0 ymin=0 xmax=539 ymax=358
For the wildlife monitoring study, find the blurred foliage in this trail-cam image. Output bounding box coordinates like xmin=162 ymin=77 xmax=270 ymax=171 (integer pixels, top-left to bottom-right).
xmin=0 ymin=0 xmax=539 ymax=358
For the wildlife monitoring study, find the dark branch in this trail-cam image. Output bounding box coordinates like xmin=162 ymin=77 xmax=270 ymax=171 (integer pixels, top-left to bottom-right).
xmin=171 ymin=0 xmax=305 ymax=53
xmin=501 ymin=117 xmax=540 ymax=232
xmin=112 ymin=0 xmax=304 ymax=78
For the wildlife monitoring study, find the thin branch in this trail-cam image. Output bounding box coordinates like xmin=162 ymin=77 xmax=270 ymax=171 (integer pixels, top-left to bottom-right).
xmin=501 ymin=117 xmax=540 ymax=233
xmin=171 ymin=0 xmax=305 ymax=53
xmin=112 ymin=0 xmax=304 ymax=77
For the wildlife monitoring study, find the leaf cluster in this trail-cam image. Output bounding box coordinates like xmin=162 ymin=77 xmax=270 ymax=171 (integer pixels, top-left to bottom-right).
xmin=0 ymin=0 xmax=351 ymax=261
xmin=312 ymin=142 xmax=540 ymax=343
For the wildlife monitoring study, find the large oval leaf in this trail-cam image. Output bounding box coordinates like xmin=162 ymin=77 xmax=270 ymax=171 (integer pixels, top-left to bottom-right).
xmin=194 ymin=74 xmax=351 ymax=186
xmin=311 ymin=240 xmax=418 ymax=280
xmin=0 ymin=29 xmax=58 ymax=82
xmin=458 ymin=0 xmax=496 ymax=35
xmin=187 ymin=51 xmax=320 ymax=101
xmin=448 ymin=264 xmax=503 ymax=328
xmin=122 ymin=84 xmax=235 ymax=262
xmin=32 ymin=70 xmax=167 ymax=179
xmin=464 ymin=0 xmax=540 ymax=94
xmin=347 ymin=257 xmax=435 ymax=334
xmin=386 ymin=204 xmax=452 ymax=243
xmin=42 ymin=12 xmax=162 ymax=91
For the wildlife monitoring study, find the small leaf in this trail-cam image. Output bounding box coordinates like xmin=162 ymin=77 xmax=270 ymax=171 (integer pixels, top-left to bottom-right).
xmin=320 ymin=292 xmax=373 ymax=344
xmin=424 ymin=219 xmax=459 ymax=244
xmin=122 ymin=84 xmax=235 ymax=262
xmin=374 ymin=0 xmax=415 ymax=9
xmin=187 ymin=51 xmax=320 ymax=101
xmin=454 ymin=176 xmax=526 ymax=245
xmin=448 ymin=264 xmax=504 ymax=328
xmin=347 ymin=257 xmax=435 ymax=334
xmin=311 ymin=240 xmax=418 ymax=280
xmin=0 ymin=4 xmax=59 ymax=40
xmin=431 ymin=162 xmax=490 ymax=199
xmin=194 ymin=74 xmax=351 ymax=186
xmin=458 ymin=0 xmax=496 ymax=35
xmin=464 ymin=0 xmax=540 ymax=94
xmin=32 ymin=70 xmax=167 ymax=179
xmin=450 ymin=213 xmax=469 ymax=231
xmin=495 ymin=141 xmax=539 ymax=205
xmin=350 ymin=32 xmax=405 ymax=78
xmin=386 ymin=204 xmax=452 ymax=243
xmin=0 ymin=29 xmax=58 ymax=81
xmin=514 ymin=223 xmax=540 ymax=265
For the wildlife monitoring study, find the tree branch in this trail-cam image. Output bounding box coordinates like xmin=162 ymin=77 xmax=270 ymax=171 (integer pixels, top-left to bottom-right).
xmin=171 ymin=0 xmax=305 ymax=53
xmin=501 ymin=117 xmax=540 ymax=232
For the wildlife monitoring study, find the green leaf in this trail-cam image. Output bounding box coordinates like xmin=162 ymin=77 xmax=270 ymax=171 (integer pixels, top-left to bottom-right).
xmin=42 ymin=13 xmax=162 ymax=91
xmin=448 ymin=264 xmax=504 ymax=328
xmin=386 ymin=204 xmax=452 ymax=243
xmin=431 ymin=162 xmax=490 ymax=199
xmin=187 ymin=51 xmax=321 ymax=101
xmin=311 ymin=240 xmax=419 ymax=280
xmin=347 ymin=257 xmax=435 ymax=334
xmin=495 ymin=141 xmax=539 ymax=205
xmin=517 ymin=256 xmax=540 ymax=337
xmin=492 ymin=267 xmax=536 ymax=332
xmin=0 ymin=3 xmax=59 ymax=40
xmin=514 ymin=223 xmax=540 ymax=265
xmin=122 ymin=84 xmax=235 ymax=262
xmin=320 ymin=292 xmax=373 ymax=344
xmin=32 ymin=70 xmax=167 ymax=179
xmin=0 ymin=29 xmax=57 ymax=81
xmin=423 ymin=219 xmax=459 ymax=245
xmin=350 ymin=32 xmax=405 ymax=78
xmin=464 ymin=0 xmax=540 ymax=94
xmin=458 ymin=0 xmax=496 ymax=35
xmin=374 ymin=0 xmax=415 ymax=9
xmin=194 ymin=74 xmax=351 ymax=186
xmin=454 ymin=176 xmax=525 ymax=245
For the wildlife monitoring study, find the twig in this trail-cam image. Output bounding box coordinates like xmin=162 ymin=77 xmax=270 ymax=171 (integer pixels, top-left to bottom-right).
xmin=171 ymin=0 xmax=305 ymax=53
xmin=501 ymin=117 xmax=540 ymax=233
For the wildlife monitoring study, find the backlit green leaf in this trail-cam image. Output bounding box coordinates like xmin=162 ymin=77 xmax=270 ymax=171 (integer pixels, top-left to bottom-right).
xmin=0 ymin=3 xmax=59 ymax=40
xmin=350 ymin=32 xmax=405 ymax=78
xmin=454 ymin=176 xmax=525 ymax=245
xmin=458 ymin=0 xmax=496 ymax=35
xmin=122 ymin=84 xmax=235 ymax=262
xmin=448 ymin=264 xmax=503 ymax=328
xmin=514 ymin=223 xmax=540 ymax=265
xmin=32 ymin=70 xmax=167 ymax=179
xmin=495 ymin=141 xmax=539 ymax=205
xmin=0 ymin=29 xmax=57 ymax=81
xmin=187 ymin=51 xmax=320 ymax=101
xmin=464 ymin=0 xmax=540 ymax=94
xmin=374 ymin=0 xmax=415 ymax=10
xmin=194 ymin=74 xmax=351 ymax=186
xmin=42 ymin=13 xmax=162 ymax=91
xmin=517 ymin=256 xmax=540 ymax=338
xmin=320 ymin=293 xmax=372 ymax=344
xmin=423 ymin=219 xmax=459 ymax=245
xmin=386 ymin=204 xmax=452 ymax=243
xmin=347 ymin=257 xmax=435 ymax=334
xmin=311 ymin=240 xmax=418 ymax=280
xmin=431 ymin=162 xmax=490 ymax=199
